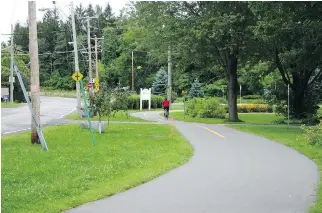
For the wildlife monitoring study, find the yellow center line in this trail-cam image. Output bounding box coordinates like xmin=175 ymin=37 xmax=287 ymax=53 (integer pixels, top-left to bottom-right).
xmin=196 ymin=125 xmax=226 ymax=139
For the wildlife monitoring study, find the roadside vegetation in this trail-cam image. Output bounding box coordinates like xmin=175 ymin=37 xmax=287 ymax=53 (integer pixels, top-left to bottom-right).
xmin=1 ymin=124 xmax=193 ymax=213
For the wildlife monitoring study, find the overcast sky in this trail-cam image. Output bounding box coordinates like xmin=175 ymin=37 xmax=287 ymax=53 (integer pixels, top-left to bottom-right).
xmin=0 ymin=0 xmax=129 ymax=43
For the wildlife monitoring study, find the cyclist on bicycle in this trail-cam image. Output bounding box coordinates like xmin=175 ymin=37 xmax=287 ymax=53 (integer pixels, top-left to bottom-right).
xmin=163 ymin=98 xmax=170 ymax=117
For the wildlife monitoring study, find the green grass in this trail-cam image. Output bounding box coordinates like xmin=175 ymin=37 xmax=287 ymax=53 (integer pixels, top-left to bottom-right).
xmin=1 ymin=102 xmax=23 ymax=108
xmin=67 ymin=110 xmax=147 ymax=122
xmin=227 ymin=125 xmax=322 ymax=213
xmin=1 ymin=124 xmax=193 ymax=213
xmin=170 ymin=112 xmax=284 ymax=125
xmin=170 ymin=104 xmax=184 ymax=110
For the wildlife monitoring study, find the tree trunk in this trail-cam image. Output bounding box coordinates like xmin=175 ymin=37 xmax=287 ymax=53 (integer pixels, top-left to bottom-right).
xmin=227 ymin=54 xmax=239 ymax=121
xmin=291 ymin=73 xmax=308 ymax=118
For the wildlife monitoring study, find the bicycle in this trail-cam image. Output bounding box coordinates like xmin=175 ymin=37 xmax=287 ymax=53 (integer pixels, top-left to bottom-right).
xmin=164 ymin=108 xmax=169 ymax=120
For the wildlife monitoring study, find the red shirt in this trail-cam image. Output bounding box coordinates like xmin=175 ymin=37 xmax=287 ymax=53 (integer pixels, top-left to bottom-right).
xmin=163 ymin=100 xmax=170 ymax=107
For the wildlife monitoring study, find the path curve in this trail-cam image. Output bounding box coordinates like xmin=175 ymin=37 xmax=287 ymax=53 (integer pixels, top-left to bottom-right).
xmin=66 ymin=111 xmax=319 ymax=213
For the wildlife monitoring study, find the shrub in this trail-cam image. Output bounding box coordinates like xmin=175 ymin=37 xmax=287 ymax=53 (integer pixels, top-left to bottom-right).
xmin=186 ymin=98 xmax=225 ymax=118
xmin=302 ymin=121 xmax=322 ymax=147
xmin=243 ymin=95 xmax=262 ymax=99
xmin=186 ymin=98 xmax=201 ymax=117
xmin=236 ymin=104 xmax=273 ymax=113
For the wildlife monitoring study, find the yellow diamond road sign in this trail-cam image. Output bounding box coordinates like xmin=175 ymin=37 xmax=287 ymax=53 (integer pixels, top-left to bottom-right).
xmin=95 ymin=77 xmax=99 ymax=83
xmin=72 ymin=72 xmax=83 ymax=82
xmin=95 ymin=82 xmax=99 ymax=87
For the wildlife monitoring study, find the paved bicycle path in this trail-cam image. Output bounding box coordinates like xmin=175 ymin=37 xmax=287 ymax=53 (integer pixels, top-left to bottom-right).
xmin=66 ymin=111 xmax=319 ymax=213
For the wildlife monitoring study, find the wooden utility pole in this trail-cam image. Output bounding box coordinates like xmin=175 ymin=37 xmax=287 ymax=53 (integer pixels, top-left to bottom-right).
xmin=10 ymin=24 xmax=14 ymax=104
xmin=168 ymin=45 xmax=172 ymax=103
xmin=28 ymin=1 xmax=40 ymax=144
xmin=71 ymin=1 xmax=82 ymax=117
xmin=132 ymin=51 xmax=134 ymax=91
xmin=87 ymin=18 xmax=92 ymax=84
xmin=93 ymin=36 xmax=104 ymax=79
xmin=95 ymin=36 xmax=98 ymax=78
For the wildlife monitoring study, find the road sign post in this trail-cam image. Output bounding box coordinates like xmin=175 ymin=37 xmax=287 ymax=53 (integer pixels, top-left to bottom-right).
xmin=3 ymin=95 xmax=8 ymax=105
xmin=79 ymin=79 xmax=96 ymax=146
xmin=182 ymin=90 xmax=188 ymax=119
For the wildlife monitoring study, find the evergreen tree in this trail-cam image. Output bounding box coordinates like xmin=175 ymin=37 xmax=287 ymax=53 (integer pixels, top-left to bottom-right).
xmin=189 ymin=78 xmax=204 ymax=98
xmin=152 ymin=67 xmax=168 ymax=95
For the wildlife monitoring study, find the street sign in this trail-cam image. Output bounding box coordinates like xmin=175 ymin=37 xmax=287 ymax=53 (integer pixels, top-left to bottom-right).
xmin=94 ymin=82 xmax=99 ymax=87
xmin=90 ymin=78 xmax=95 ymax=83
xmin=94 ymin=85 xmax=99 ymax=92
xmin=88 ymin=83 xmax=93 ymax=88
xmin=9 ymin=76 xmax=15 ymax=83
xmin=95 ymin=77 xmax=99 ymax=84
xmin=72 ymin=72 xmax=83 ymax=82
xmin=3 ymin=95 xmax=8 ymax=100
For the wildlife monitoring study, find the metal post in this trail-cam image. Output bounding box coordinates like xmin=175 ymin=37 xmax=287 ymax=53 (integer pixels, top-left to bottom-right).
xmin=184 ymin=95 xmax=186 ymax=119
xmin=80 ymin=79 xmax=96 ymax=146
xmin=132 ymin=51 xmax=134 ymax=91
xmin=10 ymin=24 xmax=14 ymax=104
xmin=288 ymin=84 xmax=290 ymax=127
xmin=28 ymin=1 xmax=41 ymax=144
xmin=71 ymin=1 xmax=82 ymax=118
xmin=240 ymin=84 xmax=242 ymax=104
xmin=168 ymin=45 xmax=172 ymax=103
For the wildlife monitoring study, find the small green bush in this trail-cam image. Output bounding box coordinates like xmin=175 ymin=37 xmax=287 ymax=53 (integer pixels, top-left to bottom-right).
xmin=186 ymin=98 xmax=225 ymax=118
xmin=302 ymin=121 xmax=322 ymax=147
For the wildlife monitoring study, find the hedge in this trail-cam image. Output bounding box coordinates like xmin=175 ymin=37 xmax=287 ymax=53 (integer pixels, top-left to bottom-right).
xmin=242 ymin=95 xmax=262 ymax=100
xmin=127 ymin=95 xmax=164 ymax=109
xmin=224 ymin=104 xmax=273 ymax=113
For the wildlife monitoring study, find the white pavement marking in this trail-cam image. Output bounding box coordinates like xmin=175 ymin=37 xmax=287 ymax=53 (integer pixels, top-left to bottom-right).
xmin=2 ymin=128 xmax=31 ymax=135
xmin=57 ymin=108 xmax=76 ymax=120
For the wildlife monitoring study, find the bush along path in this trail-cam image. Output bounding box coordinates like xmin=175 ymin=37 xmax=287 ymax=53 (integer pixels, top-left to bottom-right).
xmin=66 ymin=111 xmax=319 ymax=213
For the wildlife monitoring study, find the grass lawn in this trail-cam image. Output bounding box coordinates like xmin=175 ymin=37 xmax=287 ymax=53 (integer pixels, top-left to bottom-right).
xmin=227 ymin=125 xmax=322 ymax=213
xmin=41 ymin=89 xmax=76 ymax=98
xmin=170 ymin=104 xmax=184 ymax=110
xmin=1 ymin=102 xmax=23 ymax=108
xmin=170 ymin=111 xmax=284 ymax=125
xmin=67 ymin=110 xmax=147 ymax=122
xmin=1 ymin=124 xmax=193 ymax=213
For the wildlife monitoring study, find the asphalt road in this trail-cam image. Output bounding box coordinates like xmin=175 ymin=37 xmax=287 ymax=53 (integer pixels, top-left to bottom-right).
xmin=1 ymin=96 xmax=76 ymax=135
xmin=66 ymin=111 xmax=319 ymax=213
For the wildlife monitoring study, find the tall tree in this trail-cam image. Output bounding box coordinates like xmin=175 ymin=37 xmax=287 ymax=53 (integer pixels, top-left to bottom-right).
xmin=250 ymin=2 xmax=322 ymax=118
xmin=152 ymin=67 xmax=168 ymax=95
